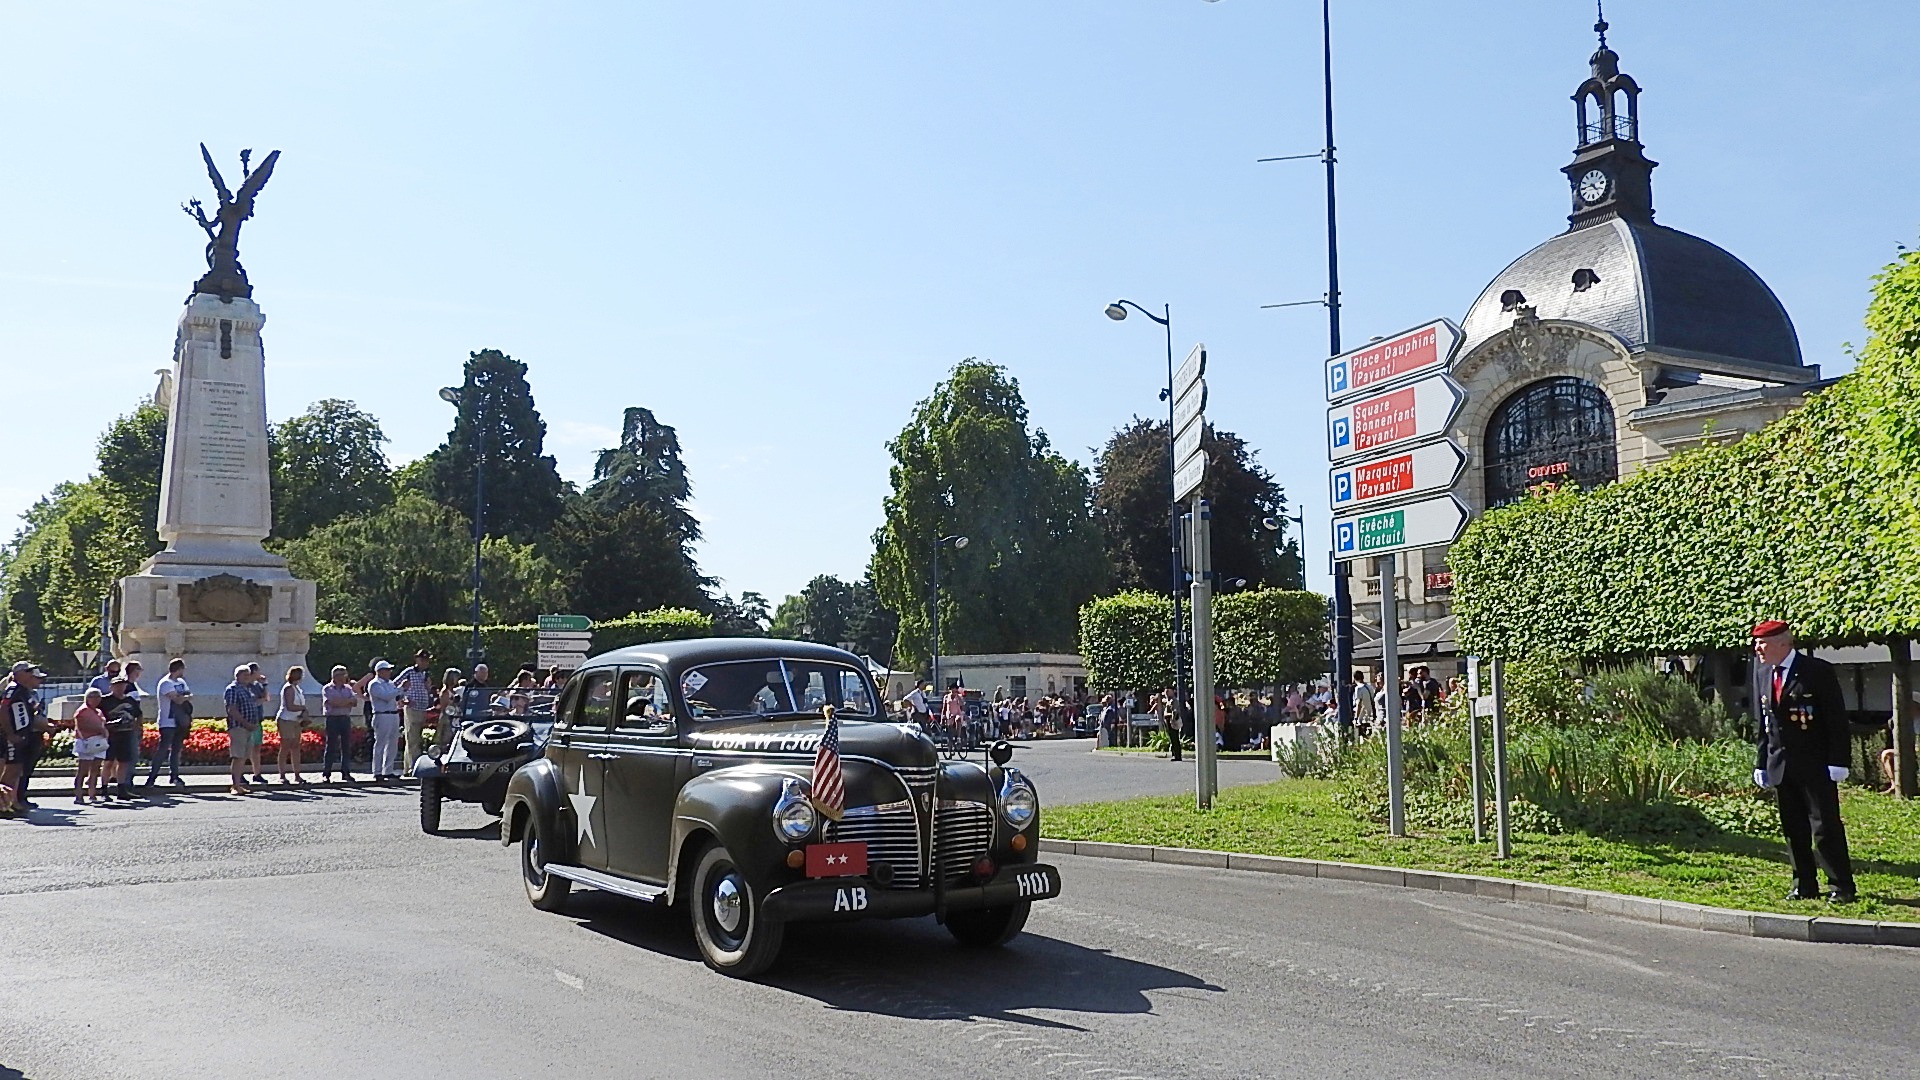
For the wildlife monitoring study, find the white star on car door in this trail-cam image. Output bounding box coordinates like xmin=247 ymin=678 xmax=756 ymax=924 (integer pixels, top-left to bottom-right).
xmin=568 ymin=763 xmax=597 ymax=849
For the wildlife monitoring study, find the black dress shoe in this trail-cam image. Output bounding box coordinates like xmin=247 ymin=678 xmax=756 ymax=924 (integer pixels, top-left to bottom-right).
xmin=1784 ymin=885 xmax=1821 ymax=901
xmin=1827 ymin=889 xmax=1859 ymax=904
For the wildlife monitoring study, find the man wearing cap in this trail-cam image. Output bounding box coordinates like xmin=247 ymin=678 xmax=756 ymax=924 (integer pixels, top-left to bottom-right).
xmin=393 ymin=648 xmax=436 ymax=773
xmin=1751 ymin=620 xmax=1857 ymax=903
xmin=366 ymin=660 xmax=404 ymax=780
xmin=3 ymin=662 xmax=48 ymax=813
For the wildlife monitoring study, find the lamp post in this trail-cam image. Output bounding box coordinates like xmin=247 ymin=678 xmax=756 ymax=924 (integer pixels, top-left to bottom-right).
xmin=1105 ymin=299 xmax=1188 ymax=761
xmin=930 ymin=534 xmax=968 ymax=695
xmin=439 ymin=384 xmax=487 ymax=669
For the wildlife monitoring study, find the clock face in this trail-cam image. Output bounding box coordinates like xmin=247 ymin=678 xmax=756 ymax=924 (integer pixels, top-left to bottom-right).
xmin=1578 ymin=169 xmax=1610 ymax=204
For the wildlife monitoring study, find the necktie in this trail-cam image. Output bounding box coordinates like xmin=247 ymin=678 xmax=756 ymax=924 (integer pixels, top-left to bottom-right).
xmin=1772 ymin=666 xmax=1785 ymax=703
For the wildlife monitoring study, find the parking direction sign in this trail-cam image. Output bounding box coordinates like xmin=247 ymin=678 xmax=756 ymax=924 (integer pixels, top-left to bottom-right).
xmin=1329 ymin=439 xmax=1467 ymax=512
xmin=1324 ymin=318 xmax=1461 ymax=404
xmin=1331 ymin=494 xmax=1469 ymax=561
xmin=1326 ymin=372 xmax=1465 ymax=463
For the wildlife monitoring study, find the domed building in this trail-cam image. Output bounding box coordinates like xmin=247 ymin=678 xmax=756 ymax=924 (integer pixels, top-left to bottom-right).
xmin=1358 ymin=19 xmax=1828 ymax=664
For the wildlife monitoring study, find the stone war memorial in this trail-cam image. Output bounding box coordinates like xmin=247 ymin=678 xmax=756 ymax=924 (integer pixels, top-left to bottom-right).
xmin=114 ymin=145 xmax=318 ymax=707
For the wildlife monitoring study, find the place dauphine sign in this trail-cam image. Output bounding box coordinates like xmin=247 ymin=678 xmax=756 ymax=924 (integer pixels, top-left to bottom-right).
xmin=1325 ymin=318 xmax=1470 ymax=562
xmin=536 ymin=613 xmax=593 ymax=670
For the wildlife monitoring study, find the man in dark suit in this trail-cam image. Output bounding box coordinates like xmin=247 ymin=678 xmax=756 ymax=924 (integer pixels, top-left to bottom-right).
xmin=1751 ymin=620 xmax=1857 ymax=902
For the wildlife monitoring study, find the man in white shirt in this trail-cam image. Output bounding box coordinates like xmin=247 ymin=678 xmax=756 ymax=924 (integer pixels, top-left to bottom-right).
xmin=147 ymin=658 xmax=191 ymax=787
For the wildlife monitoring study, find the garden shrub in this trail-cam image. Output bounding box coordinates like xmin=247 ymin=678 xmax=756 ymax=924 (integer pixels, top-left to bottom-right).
xmin=309 ymin=607 xmax=710 ymax=679
xmin=1078 ymin=587 xmax=1328 ymax=691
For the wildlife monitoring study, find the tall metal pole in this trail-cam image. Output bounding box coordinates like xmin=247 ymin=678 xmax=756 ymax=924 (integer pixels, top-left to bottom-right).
xmin=469 ymin=390 xmax=486 ymax=668
xmin=1491 ymin=656 xmax=1512 ymax=858
xmin=1190 ymin=497 xmax=1217 ymax=809
xmin=930 ymin=543 xmax=942 ymax=695
xmin=1322 ymin=0 xmax=1355 ymax=732
xmin=1380 ymin=553 xmax=1404 ymax=836
xmin=1163 ymin=304 xmax=1187 ymax=764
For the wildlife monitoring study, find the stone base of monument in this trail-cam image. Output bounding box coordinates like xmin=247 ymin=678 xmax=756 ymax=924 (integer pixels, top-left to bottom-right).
xmin=115 ymin=292 xmax=320 ymax=709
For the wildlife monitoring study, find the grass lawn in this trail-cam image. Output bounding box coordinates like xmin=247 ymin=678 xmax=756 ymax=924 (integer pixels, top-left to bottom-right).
xmin=1046 ymin=778 xmax=1920 ymax=920
xmin=1096 ymin=746 xmax=1272 ymax=761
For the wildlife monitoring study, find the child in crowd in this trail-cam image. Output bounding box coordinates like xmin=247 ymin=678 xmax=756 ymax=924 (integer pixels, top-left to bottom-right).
xmin=73 ymin=688 xmax=110 ymax=802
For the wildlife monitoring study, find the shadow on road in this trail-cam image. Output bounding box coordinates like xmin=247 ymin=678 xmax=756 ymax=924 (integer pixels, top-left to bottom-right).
xmin=1 ymin=1064 xmax=32 ymax=1079
xmin=433 ymin=820 xmax=503 ymax=842
xmin=565 ymin=890 xmax=702 ymax=963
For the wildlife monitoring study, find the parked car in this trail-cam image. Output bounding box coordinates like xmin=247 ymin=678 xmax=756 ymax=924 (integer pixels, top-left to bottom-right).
xmin=502 ymin=638 xmax=1061 ymax=977
xmin=414 ymin=687 xmax=554 ymax=833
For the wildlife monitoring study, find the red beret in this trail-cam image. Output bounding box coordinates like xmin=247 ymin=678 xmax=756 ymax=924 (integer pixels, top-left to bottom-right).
xmin=1751 ymin=619 xmax=1791 ymax=639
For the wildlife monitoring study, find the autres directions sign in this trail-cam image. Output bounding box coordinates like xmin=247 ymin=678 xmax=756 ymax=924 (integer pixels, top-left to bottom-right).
xmin=1331 ymin=494 xmax=1469 ymax=561
xmin=1325 ymin=373 xmax=1466 ymax=463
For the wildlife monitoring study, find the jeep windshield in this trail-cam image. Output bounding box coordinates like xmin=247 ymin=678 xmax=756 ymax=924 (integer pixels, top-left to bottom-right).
xmin=678 ymin=659 xmax=876 ymax=720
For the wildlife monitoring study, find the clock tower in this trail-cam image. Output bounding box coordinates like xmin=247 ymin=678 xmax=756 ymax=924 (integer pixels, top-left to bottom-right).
xmin=1560 ymin=9 xmax=1657 ymax=229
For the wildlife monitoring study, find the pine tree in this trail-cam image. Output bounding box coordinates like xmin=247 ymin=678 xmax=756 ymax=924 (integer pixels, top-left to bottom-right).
xmin=425 ymin=349 xmax=567 ymax=542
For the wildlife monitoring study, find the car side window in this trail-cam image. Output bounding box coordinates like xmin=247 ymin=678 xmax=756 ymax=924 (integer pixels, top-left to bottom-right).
xmin=616 ymin=670 xmax=674 ymax=736
xmin=553 ymin=676 xmax=583 ymax=729
xmin=576 ymin=671 xmax=615 ymax=732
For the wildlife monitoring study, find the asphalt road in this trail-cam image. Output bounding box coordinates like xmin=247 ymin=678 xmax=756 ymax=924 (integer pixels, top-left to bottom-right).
xmin=1000 ymin=738 xmax=1279 ymax=805
xmin=2 ymin=774 xmax=1915 ymax=1079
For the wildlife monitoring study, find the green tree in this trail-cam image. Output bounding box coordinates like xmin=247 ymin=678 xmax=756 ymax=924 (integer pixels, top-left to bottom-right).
xmin=710 ymin=591 xmax=771 ymax=637
xmin=1092 ymin=418 xmax=1300 ymax=593
xmin=283 ymin=492 xmax=472 ymax=628
xmin=585 ymin=406 xmax=700 ymax=544
xmin=424 ymin=349 xmax=567 ymax=542
xmin=544 ymin=501 xmax=709 ymax=621
xmin=768 ymin=574 xmax=896 ymax=658
xmin=270 ymin=399 xmax=394 ymax=540
xmin=872 ymin=361 xmax=1108 ymax=668
xmin=0 ymin=480 xmax=151 ymax=667
xmin=95 ymin=402 xmax=169 ymax=545
xmin=1078 ymin=587 xmax=1327 ymax=691
xmin=476 ymin=536 xmax=570 ymax=624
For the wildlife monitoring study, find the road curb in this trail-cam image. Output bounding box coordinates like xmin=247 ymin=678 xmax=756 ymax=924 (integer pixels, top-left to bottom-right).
xmin=1039 ymin=838 xmax=1920 ymax=948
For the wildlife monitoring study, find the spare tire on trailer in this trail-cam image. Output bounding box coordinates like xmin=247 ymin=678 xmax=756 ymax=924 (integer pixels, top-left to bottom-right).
xmin=460 ymin=718 xmax=534 ymax=761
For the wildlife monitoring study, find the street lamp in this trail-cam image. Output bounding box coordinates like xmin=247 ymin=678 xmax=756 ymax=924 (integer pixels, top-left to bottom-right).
xmin=930 ymin=534 xmax=968 ymax=697
xmin=439 ymin=384 xmax=487 ymax=669
xmin=1106 ymin=298 xmax=1187 ymax=761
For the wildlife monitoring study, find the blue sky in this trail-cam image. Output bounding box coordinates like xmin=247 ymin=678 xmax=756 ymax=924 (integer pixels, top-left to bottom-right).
xmin=2 ymin=1 xmax=1914 ymax=606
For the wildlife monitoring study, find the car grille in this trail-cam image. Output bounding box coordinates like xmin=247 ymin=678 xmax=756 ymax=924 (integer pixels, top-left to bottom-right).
xmin=935 ymin=801 xmax=993 ymax=883
xmin=828 ymin=809 xmax=924 ymax=889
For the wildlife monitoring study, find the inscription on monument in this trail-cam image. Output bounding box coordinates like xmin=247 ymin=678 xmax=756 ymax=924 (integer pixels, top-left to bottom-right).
xmin=188 ymin=378 xmax=258 ymax=484
xmin=177 ymin=573 xmax=271 ymax=624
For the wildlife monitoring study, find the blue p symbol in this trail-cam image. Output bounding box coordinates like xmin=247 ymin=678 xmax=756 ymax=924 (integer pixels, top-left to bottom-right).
xmin=1333 ymin=472 xmax=1352 ymax=504
xmin=1330 ymin=363 xmax=1348 ymax=393
xmin=1331 ymin=417 xmax=1350 ymax=449
xmin=1335 ymin=522 xmax=1354 ymax=554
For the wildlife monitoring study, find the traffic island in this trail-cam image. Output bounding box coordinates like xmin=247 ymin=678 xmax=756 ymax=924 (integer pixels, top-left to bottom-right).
xmin=1044 ymin=779 xmax=1920 ymax=934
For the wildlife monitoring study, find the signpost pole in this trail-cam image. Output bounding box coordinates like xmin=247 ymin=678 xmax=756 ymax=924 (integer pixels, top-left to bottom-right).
xmin=1467 ymin=656 xmax=1486 ymax=844
xmin=1190 ymin=497 xmax=1217 ymax=809
xmin=1380 ymin=553 xmax=1404 ymax=836
xmin=1491 ymin=656 xmax=1512 ymax=859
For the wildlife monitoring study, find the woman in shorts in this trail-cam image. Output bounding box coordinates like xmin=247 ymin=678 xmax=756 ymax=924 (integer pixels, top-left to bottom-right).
xmin=275 ymin=666 xmax=309 ymax=784
xmin=73 ymin=689 xmax=110 ymax=802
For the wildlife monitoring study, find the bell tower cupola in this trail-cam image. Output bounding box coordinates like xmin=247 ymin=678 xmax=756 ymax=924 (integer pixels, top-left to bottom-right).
xmin=1561 ymin=3 xmax=1657 ymax=230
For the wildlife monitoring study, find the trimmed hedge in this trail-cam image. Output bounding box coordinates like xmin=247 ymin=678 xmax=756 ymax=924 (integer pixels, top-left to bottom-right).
xmin=308 ymin=607 xmax=712 ymax=677
xmin=1452 ymin=243 xmax=1920 ymax=657
xmin=1078 ymin=587 xmax=1328 ymax=691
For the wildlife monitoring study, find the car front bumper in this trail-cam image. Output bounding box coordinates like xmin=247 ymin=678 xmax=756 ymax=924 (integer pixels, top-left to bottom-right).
xmin=761 ymin=862 xmax=1061 ymax=923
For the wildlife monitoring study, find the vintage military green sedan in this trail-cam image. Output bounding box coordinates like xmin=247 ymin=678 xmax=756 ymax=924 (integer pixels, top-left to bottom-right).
xmin=502 ymin=638 xmax=1061 ymax=977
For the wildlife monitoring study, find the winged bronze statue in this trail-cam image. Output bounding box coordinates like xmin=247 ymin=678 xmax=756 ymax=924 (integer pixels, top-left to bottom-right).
xmin=182 ymin=143 xmax=280 ymax=300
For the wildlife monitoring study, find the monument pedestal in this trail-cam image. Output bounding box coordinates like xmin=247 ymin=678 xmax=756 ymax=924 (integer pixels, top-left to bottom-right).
xmin=116 ymin=293 xmax=318 ymax=708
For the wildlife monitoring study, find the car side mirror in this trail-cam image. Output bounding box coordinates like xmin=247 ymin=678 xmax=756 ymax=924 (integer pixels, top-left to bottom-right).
xmin=990 ymin=740 xmax=1014 ymax=766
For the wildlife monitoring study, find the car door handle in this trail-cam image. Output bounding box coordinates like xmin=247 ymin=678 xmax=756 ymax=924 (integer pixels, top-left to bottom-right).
xmin=587 ymin=752 xmax=617 ymax=760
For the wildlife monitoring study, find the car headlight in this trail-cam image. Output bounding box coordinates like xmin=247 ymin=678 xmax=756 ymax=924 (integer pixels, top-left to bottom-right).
xmin=773 ymin=776 xmax=817 ymax=842
xmin=998 ymin=768 xmax=1037 ymax=829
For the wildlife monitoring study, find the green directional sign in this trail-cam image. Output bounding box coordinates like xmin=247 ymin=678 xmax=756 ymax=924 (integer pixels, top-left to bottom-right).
xmin=1331 ymin=494 xmax=1469 ymax=561
xmin=537 ymin=614 xmax=592 ymax=632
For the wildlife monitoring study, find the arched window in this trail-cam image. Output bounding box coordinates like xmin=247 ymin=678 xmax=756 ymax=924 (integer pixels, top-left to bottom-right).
xmin=1484 ymin=377 xmax=1617 ymax=507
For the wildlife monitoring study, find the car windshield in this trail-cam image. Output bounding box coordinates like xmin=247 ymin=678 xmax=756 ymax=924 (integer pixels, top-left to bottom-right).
xmin=679 ymin=659 xmax=876 ymax=720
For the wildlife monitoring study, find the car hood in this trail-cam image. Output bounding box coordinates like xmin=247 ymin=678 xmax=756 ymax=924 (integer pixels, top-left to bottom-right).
xmin=688 ymin=716 xmax=935 ymax=770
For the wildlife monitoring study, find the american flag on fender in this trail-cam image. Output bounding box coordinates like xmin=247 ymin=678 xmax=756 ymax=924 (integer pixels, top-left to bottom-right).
xmin=812 ymin=704 xmax=846 ymax=821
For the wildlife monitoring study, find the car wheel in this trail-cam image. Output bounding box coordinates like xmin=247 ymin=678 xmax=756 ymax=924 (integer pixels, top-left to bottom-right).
xmin=946 ymin=901 xmax=1030 ymax=948
xmin=521 ymin=814 xmax=570 ymax=912
xmin=461 ymin=719 xmax=534 ymax=761
xmin=419 ymin=777 xmax=442 ymax=834
xmin=688 ymin=841 xmax=784 ymax=977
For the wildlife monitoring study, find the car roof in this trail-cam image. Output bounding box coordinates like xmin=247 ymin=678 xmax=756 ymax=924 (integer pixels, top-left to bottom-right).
xmin=579 ymin=637 xmax=868 ymax=679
